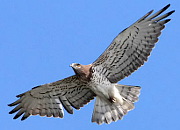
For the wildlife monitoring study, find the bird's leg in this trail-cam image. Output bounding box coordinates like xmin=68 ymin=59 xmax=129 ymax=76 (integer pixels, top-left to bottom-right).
xmin=109 ymin=97 xmax=116 ymax=103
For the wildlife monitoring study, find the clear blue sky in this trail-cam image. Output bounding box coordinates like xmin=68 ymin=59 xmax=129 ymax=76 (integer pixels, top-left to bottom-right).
xmin=1 ymin=0 xmax=179 ymax=130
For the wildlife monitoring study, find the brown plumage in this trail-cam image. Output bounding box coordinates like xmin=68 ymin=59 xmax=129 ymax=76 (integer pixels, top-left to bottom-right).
xmin=70 ymin=63 xmax=93 ymax=81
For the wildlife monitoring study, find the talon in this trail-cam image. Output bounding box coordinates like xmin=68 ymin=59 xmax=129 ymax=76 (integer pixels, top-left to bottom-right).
xmin=110 ymin=97 xmax=116 ymax=103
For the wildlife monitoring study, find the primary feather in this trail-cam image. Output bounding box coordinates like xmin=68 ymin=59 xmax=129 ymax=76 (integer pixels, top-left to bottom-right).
xmin=93 ymin=4 xmax=174 ymax=83
xmin=9 ymin=4 xmax=174 ymax=124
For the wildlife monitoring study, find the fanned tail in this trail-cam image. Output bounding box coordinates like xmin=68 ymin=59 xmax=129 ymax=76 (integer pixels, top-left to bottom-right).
xmin=92 ymin=85 xmax=141 ymax=125
xmin=115 ymin=84 xmax=141 ymax=103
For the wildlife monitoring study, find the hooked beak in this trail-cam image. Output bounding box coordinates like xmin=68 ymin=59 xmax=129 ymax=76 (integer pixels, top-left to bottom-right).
xmin=70 ymin=63 xmax=75 ymax=67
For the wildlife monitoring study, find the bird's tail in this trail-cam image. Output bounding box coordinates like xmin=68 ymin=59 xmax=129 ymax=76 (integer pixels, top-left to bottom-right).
xmin=91 ymin=85 xmax=141 ymax=125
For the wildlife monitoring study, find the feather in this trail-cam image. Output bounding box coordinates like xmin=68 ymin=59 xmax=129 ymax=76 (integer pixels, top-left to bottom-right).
xmin=93 ymin=4 xmax=174 ymax=83
xmin=9 ymin=75 xmax=95 ymax=120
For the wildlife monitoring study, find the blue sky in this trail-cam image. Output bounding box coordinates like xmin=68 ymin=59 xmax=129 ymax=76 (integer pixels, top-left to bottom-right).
xmin=1 ymin=0 xmax=179 ymax=130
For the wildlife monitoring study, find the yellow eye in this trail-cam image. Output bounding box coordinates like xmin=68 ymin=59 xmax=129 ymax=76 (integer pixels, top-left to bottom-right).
xmin=76 ymin=64 xmax=81 ymax=68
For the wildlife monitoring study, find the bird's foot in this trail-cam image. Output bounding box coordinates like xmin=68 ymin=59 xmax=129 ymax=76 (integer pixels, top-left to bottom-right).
xmin=109 ymin=97 xmax=116 ymax=103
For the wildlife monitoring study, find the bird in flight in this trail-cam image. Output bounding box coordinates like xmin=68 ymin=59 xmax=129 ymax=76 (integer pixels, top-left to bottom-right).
xmin=9 ymin=4 xmax=174 ymax=125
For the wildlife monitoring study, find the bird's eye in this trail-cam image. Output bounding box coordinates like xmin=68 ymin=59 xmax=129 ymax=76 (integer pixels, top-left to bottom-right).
xmin=76 ymin=64 xmax=81 ymax=68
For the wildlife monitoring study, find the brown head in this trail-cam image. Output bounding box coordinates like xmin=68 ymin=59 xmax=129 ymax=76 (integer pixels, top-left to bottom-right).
xmin=70 ymin=63 xmax=92 ymax=81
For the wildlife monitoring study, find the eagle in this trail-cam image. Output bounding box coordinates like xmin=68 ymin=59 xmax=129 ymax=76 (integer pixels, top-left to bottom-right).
xmin=8 ymin=4 xmax=174 ymax=124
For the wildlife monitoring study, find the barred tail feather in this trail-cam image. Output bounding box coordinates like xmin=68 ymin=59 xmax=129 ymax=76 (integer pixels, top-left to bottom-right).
xmin=92 ymin=96 xmax=123 ymax=124
xmin=91 ymin=85 xmax=141 ymax=125
xmin=115 ymin=84 xmax=141 ymax=103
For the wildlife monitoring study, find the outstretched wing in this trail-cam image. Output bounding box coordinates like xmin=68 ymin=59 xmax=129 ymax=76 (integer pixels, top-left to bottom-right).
xmin=92 ymin=4 xmax=174 ymax=83
xmin=8 ymin=75 xmax=95 ymax=120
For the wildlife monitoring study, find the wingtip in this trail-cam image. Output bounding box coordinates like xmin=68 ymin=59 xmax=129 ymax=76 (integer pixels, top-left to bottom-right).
xmin=9 ymin=109 xmax=16 ymax=114
xmin=171 ymin=10 xmax=175 ymax=14
xmin=9 ymin=111 xmax=14 ymax=114
xmin=8 ymin=103 xmax=13 ymax=107
xmin=13 ymin=115 xmax=19 ymax=119
xmin=164 ymin=4 xmax=171 ymax=9
xmin=168 ymin=10 xmax=175 ymax=16
xmin=159 ymin=4 xmax=171 ymax=14
xmin=21 ymin=116 xmax=27 ymax=121
xmin=150 ymin=3 xmax=171 ymax=15
xmin=165 ymin=19 xmax=171 ymax=23
xmin=148 ymin=10 xmax=154 ymax=16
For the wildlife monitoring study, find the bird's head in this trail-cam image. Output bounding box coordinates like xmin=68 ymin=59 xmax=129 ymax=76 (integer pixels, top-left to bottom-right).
xmin=70 ymin=63 xmax=83 ymax=75
xmin=70 ymin=63 xmax=82 ymax=69
xmin=70 ymin=63 xmax=92 ymax=81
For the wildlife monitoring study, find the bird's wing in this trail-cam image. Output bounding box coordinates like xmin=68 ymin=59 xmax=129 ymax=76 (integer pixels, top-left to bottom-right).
xmin=92 ymin=4 xmax=174 ymax=83
xmin=8 ymin=75 xmax=95 ymax=120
